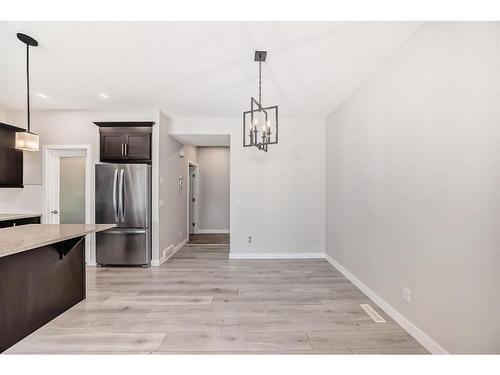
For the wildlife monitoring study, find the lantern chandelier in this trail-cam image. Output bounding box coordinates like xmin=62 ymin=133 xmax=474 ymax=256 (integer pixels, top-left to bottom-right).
xmin=243 ymin=50 xmax=278 ymax=152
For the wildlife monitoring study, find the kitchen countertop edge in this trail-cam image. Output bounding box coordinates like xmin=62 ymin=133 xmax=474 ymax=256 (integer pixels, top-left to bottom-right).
xmin=0 ymin=224 xmax=116 ymax=258
xmin=0 ymin=213 xmax=43 ymax=222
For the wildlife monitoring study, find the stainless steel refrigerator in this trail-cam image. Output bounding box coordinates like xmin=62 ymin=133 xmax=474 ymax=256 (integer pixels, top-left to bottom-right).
xmin=95 ymin=164 xmax=151 ymax=266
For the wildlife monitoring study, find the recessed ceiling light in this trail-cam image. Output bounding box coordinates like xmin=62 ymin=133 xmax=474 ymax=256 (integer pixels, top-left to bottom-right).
xmin=98 ymin=93 xmax=109 ymax=99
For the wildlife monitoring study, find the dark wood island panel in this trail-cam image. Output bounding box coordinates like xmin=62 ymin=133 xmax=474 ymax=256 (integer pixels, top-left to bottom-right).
xmin=0 ymin=237 xmax=86 ymax=352
xmin=0 ymin=224 xmax=115 ymax=353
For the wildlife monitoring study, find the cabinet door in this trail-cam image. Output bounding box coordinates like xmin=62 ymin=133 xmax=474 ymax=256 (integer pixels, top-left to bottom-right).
xmin=0 ymin=128 xmax=23 ymax=188
xmin=125 ymin=134 xmax=151 ymax=161
xmin=101 ymin=133 xmax=127 ymax=161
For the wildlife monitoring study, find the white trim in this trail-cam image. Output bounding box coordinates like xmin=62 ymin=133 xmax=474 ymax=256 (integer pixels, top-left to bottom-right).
xmin=196 ymin=229 xmax=230 ymax=234
xmin=174 ymin=238 xmax=189 ymax=254
xmin=151 ymin=120 xmax=160 ymax=266
xmin=229 ymin=252 xmax=324 ymax=260
xmin=152 ymin=238 xmax=189 ymax=266
xmin=151 ymin=259 xmax=161 ymax=267
xmin=323 ymin=253 xmax=448 ymax=355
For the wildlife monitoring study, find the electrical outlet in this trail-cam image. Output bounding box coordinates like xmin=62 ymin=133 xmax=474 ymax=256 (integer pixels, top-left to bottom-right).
xmin=402 ymin=287 xmax=412 ymax=303
xmin=247 ymin=236 xmax=252 ymax=245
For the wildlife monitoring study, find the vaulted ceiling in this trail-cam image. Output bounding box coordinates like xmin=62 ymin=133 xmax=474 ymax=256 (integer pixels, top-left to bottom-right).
xmin=0 ymin=22 xmax=420 ymax=117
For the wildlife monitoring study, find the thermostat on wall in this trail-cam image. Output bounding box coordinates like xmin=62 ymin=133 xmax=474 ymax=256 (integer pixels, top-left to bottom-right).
xmin=179 ymin=149 xmax=185 ymax=158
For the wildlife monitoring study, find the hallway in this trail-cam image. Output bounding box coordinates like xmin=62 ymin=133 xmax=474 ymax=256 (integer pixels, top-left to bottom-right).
xmin=187 ymin=233 xmax=230 ymax=245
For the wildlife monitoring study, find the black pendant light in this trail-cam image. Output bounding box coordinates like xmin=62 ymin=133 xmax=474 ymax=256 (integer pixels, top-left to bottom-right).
xmin=243 ymin=50 xmax=278 ymax=152
xmin=15 ymin=33 xmax=39 ymax=152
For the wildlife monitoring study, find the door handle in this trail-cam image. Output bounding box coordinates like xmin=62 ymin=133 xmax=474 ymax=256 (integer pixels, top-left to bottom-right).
xmin=51 ymin=210 xmax=58 ymax=214
xmin=121 ymin=143 xmax=125 ymax=156
xmin=124 ymin=143 xmax=128 ymax=156
xmin=118 ymin=169 xmax=125 ymax=222
xmin=112 ymin=169 xmax=118 ymax=222
xmin=105 ymin=229 xmax=146 ymax=235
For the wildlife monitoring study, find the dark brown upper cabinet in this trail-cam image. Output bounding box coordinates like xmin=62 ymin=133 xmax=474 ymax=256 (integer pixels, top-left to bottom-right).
xmin=94 ymin=122 xmax=154 ymax=164
xmin=0 ymin=122 xmax=24 ymax=188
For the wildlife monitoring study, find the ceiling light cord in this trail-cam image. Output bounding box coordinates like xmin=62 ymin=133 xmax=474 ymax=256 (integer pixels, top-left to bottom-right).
xmin=26 ymin=44 xmax=31 ymax=133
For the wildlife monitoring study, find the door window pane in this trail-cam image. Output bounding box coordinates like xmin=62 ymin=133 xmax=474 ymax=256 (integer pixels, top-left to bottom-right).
xmin=60 ymin=157 xmax=85 ymax=224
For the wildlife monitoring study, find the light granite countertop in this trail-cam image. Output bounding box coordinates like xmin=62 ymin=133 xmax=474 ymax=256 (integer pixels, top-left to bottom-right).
xmin=0 ymin=213 xmax=42 ymax=222
xmin=0 ymin=224 xmax=116 ymax=258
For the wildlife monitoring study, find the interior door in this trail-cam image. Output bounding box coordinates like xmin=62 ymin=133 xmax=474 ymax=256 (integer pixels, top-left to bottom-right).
xmin=189 ymin=165 xmax=196 ymax=234
xmin=59 ymin=157 xmax=86 ymax=224
xmin=46 ymin=149 xmax=87 ymax=225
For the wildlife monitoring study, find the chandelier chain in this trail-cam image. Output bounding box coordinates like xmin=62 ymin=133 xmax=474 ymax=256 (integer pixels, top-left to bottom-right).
xmin=258 ymin=60 xmax=262 ymax=105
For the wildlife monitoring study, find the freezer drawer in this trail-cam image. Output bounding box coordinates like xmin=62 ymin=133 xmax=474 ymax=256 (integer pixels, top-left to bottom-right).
xmin=96 ymin=228 xmax=150 ymax=266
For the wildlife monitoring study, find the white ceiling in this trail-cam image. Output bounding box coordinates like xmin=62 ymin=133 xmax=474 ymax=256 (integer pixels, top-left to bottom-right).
xmin=0 ymin=22 xmax=421 ymax=117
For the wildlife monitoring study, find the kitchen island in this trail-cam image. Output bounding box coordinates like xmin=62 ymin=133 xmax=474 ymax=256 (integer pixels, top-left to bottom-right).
xmin=0 ymin=224 xmax=115 ymax=353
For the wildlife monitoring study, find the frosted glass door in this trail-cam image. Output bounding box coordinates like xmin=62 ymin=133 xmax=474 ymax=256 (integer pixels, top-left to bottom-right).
xmin=59 ymin=157 xmax=85 ymax=224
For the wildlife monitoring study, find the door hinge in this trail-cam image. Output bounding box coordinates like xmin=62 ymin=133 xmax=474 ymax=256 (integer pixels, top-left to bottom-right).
xmin=192 ymin=198 xmax=195 ymax=202
xmin=192 ymin=222 xmax=195 ymax=226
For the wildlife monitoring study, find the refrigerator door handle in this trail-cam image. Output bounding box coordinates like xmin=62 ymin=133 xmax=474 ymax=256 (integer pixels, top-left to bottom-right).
xmin=112 ymin=169 xmax=118 ymax=222
xmin=118 ymin=169 xmax=125 ymax=222
xmin=104 ymin=228 xmax=146 ymax=235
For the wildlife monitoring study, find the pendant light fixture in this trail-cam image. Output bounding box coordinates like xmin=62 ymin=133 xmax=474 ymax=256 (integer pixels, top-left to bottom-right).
xmin=243 ymin=50 xmax=278 ymax=152
xmin=15 ymin=33 xmax=39 ymax=152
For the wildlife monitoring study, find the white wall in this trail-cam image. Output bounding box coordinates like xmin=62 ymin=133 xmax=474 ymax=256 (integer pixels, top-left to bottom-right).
xmin=325 ymin=22 xmax=500 ymax=354
xmin=156 ymin=111 xmax=197 ymax=264
xmin=1 ymin=109 xmax=160 ymax=264
xmin=0 ymin=185 xmax=43 ymax=213
xmin=169 ymin=117 xmax=325 ymax=258
xmin=197 ymin=147 xmax=230 ymax=232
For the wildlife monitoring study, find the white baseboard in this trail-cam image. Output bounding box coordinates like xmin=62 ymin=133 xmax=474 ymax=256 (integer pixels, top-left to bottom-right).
xmin=196 ymin=229 xmax=230 ymax=234
xmin=229 ymin=252 xmax=324 ymax=260
xmin=323 ymin=253 xmax=448 ymax=354
xmin=174 ymin=238 xmax=189 ymax=254
xmin=152 ymin=239 xmax=189 ymax=267
xmin=86 ymin=261 xmax=97 ymax=267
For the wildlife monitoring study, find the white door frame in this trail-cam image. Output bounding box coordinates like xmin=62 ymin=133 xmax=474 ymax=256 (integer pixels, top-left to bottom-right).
xmin=43 ymin=145 xmax=93 ymax=259
xmin=43 ymin=145 xmax=92 ymax=225
xmin=187 ymin=161 xmax=199 ymax=239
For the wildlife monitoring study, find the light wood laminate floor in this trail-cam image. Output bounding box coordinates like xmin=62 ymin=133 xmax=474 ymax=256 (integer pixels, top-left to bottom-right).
xmin=188 ymin=233 xmax=230 ymax=245
xmin=6 ymin=246 xmax=427 ymax=354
